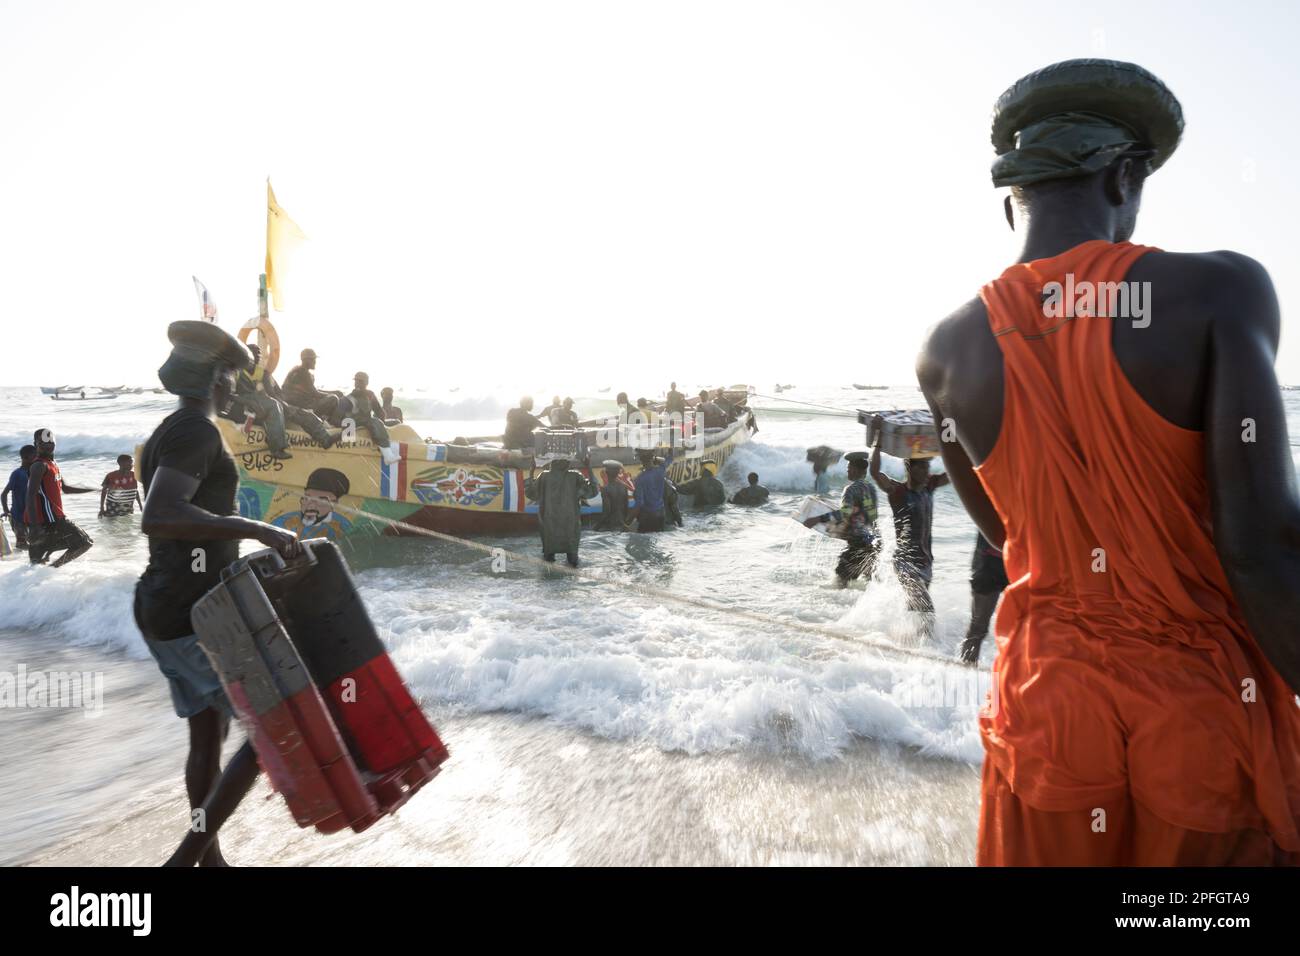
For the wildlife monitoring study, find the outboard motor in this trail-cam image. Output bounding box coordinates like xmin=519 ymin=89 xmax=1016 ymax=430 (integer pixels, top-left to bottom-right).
xmin=191 ymin=539 xmax=448 ymax=834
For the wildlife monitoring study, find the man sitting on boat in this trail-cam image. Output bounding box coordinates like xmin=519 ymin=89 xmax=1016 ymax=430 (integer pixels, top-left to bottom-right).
xmin=553 ymin=397 xmax=580 ymax=428
xmin=695 ymin=390 xmax=726 ymax=429
xmin=379 ymin=387 xmax=403 ymax=423
xmin=282 ymin=348 xmax=343 ymax=421
xmin=230 ymin=344 xmax=336 ymax=458
xmin=343 ymin=372 xmax=393 ymax=451
xmin=504 ymin=396 xmax=545 ymax=449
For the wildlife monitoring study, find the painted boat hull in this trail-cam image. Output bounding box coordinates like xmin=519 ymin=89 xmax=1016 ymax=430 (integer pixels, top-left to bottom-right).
xmin=220 ymin=417 xmax=750 ymax=540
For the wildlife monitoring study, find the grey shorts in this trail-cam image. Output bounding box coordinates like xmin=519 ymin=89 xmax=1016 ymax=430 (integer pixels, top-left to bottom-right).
xmin=144 ymin=633 xmax=231 ymax=719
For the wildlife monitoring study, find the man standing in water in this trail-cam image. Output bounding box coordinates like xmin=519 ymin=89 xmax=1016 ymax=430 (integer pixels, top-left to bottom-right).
xmin=917 ymin=59 xmax=1300 ymax=864
xmin=731 ymin=472 xmax=770 ymax=506
xmin=137 ymin=320 xmax=300 ymax=866
xmin=1 ymin=444 xmax=35 ymax=549
xmin=869 ymin=419 xmax=948 ymax=623
xmin=676 ymin=459 xmax=727 ymax=508
xmin=525 ymin=454 xmax=598 ymax=566
xmin=632 ymin=450 xmax=676 ymax=532
xmin=804 ymin=450 xmax=880 ymax=587
xmin=596 ymin=460 xmax=634 ymax=531
xmin=99 ymin=454 xmax=142 ymax=517
xmin=24 ymin=429 xmax=96 ymax=567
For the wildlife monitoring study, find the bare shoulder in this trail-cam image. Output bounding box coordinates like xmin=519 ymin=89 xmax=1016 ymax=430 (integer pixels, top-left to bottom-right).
xmin=1133 ymin=250 xmax=1278 ymax=327
xmin=916 ymin=296 xmax=991 ymax=388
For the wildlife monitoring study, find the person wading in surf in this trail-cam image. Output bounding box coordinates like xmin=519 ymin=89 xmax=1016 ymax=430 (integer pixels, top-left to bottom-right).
xmin=804 ymin=450 xmax=881 ymax=587
xmin=917 ymin=59 xmax=1300 ymax=864
xmin=24 ymin=429 xmax=96 ymax=567
xmin=137 ymin=320 xmax=301 ymax=866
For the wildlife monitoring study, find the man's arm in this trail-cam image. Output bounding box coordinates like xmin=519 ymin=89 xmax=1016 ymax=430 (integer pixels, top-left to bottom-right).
xmin=23 ymin=460 xmax=45 ymax=524
xmin=99 ymin=477 xmax=108 ymax=517
xmin=1 ymin=475 xmax=12 ymax=516
xmin=141 ymin=467 xmax=299 ymax=556
xmin=1202 ymin=252 xmax=1300 ymax=693
xmin=868 ymin=431 xmax=903 ymax=495
xmin=929 ymin=472 xmax=951 ymax=490
xmin=916 ymin=323 xmax=1006 ymax=549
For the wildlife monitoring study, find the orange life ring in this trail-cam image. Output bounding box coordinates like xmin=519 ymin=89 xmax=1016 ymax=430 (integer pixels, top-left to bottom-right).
xmin=238 ymin=315 xmax=281 ymax=374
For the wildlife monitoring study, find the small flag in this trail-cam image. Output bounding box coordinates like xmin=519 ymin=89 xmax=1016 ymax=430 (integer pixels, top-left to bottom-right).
xmin=192 ymin=276 xmax=218 ymax=322
xmin=266 ymin=180 xmax=308 ymax=312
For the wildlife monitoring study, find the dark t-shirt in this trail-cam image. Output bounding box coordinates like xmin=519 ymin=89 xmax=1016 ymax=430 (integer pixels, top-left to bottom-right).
xmin=504 ymin=407 xmax=543 ymax=448
xmin=281 ymin=365 xmax=320 ymax=407
xmin=887 ymin=481 xmax=937 ymax=569
xmin=134 ymin=408 xmax=240 ymax=640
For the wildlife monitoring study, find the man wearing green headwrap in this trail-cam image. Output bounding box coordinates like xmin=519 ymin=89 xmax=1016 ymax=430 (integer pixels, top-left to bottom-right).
xmin=916 ymin=59 xmax=1300 ymax=866
xmin=140 ymin=320 xmax=302 ymax=866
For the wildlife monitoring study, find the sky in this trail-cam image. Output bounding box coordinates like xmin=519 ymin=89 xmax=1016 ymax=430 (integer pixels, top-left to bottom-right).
xmin=3 ymin=0 xmax=1300 ymax=390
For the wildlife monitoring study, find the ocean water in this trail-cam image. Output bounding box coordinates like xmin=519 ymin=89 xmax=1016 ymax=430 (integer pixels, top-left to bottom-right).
xmin=2 ymin=383 xmax=1297 ymax=865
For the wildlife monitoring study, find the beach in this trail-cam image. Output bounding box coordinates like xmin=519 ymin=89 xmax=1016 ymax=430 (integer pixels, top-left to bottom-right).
xmin=5 ymin=383 xmax=1296 ymax=866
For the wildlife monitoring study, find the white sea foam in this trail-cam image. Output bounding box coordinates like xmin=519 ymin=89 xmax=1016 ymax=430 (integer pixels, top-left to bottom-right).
xmin=0 ymin=430 xmax=147 ymax=458
xmin=358 ymin=563 xmax=984 ymax=763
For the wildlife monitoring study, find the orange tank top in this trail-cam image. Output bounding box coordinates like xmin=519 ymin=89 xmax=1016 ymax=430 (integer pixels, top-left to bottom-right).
xmin=976 ymin=239 xmax=1300 ymax=844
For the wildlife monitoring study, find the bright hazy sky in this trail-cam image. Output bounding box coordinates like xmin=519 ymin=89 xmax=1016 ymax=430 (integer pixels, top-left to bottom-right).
xmin=3 ymin=0 xmax=1299 ymax=389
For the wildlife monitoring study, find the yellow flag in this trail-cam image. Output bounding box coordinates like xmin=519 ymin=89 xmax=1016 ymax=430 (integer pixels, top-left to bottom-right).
xmin=265 ymin=180 xmax=307 ymax=311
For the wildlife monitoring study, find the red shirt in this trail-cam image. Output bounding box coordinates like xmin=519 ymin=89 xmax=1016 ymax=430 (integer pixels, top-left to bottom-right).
xmin=103 ymin=470 xmax=139 ymax=516
xmin=31 ymin=459 xmax=63 ymax=524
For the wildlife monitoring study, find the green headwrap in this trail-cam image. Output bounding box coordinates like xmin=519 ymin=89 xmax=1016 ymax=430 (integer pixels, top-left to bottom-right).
xmin=991 ymin=111 xmax=1142 ymax=187
xmin=157 ymin=320 xmax=252 ymax=398
xmin=990 ymin=59 xmax=1184 ymax=188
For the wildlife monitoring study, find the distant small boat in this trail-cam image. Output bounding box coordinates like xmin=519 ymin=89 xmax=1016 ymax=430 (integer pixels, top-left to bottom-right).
xmin=597 ymin=387 xmax=611 ymax=393
xmin=852 ymin=384 xmax=887 ymax=390
xmin=40 ymin=385 xmax=84 ymax=395
xmin=51 ymin=393 xmax=117 ymax=402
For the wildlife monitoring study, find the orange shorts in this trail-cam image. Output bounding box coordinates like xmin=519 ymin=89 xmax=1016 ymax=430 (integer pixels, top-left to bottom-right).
xmin=977 ymin=759 xmax=1299 ymax=867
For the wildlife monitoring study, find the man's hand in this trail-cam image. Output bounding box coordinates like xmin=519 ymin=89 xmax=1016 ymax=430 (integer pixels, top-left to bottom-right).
xmin=255 ymin=523 xmax=302 ymax=558
xmin=870 ymin=414 xmax=884 ymax=445
xmin=803 ymin=516 xmax=824 ymax=529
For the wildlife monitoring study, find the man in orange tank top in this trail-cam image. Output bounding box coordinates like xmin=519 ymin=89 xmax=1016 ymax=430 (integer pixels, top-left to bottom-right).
xmin=917 ymin=60 xmax=1300 ymax=865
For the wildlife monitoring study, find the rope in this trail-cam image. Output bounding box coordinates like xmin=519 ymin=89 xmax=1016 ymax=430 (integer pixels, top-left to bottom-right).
xmin=750 ymin=392 xmax=859 ymax=417
xmin=332 ymin=501 xmax=964 ymax=668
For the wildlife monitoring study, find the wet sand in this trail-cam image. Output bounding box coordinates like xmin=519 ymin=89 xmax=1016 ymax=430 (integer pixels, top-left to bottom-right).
xmin=27 ymin=713 xmax=979 ymax=867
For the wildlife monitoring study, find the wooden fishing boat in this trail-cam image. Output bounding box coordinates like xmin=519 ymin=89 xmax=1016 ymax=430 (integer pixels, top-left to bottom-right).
xmin=224 ymin=403 xmax=752 ymax=539
xmin=171 ymin=187 xmax=752 ymax=541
